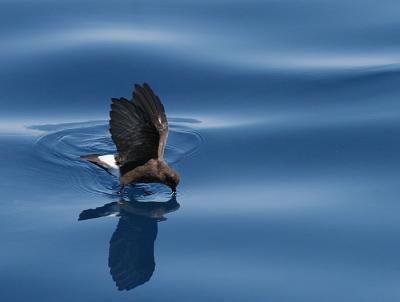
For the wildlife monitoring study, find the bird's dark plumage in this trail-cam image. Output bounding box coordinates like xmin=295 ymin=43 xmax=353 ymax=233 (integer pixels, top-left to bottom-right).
xmin=82 ymin=83 xmax=180 ymax=192
xmin=110 ymin=83 xmax=168 ymax=170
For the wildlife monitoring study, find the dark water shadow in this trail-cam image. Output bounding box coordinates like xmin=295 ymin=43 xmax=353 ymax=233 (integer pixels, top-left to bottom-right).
xmin=78 ymin=195 xmax=180 ymax=291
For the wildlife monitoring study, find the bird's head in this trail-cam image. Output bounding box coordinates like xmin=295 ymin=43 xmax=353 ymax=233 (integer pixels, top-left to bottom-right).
xmin=164 ymin=170 xmax=180 ymax=193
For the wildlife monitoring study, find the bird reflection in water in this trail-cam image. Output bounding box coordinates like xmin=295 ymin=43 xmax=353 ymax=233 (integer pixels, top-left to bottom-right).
xmin=78 ymin=195 xmax=180 ymax=290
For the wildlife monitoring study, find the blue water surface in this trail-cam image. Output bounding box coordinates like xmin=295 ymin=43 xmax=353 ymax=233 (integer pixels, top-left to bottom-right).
xmin=1 ymin=1 xmax=400 ymax=301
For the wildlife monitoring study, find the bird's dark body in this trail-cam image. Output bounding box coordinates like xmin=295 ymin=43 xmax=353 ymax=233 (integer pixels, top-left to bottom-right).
xmin=120 ymin=158 xmax=179 ymax=190
xmin=81 ymin=83 xmax=180 ymax=192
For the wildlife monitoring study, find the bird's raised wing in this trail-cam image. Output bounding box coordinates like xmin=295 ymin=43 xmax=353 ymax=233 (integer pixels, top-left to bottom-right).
xmin=109 ymin=83 xmax=169 ymax=169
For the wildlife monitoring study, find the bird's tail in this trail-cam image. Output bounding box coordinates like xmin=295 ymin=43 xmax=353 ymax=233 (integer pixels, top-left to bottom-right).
xmin=80 ymin=154 xmax=120 ymax=177
xmin=80 ymin=154 xmax=101 ymax=163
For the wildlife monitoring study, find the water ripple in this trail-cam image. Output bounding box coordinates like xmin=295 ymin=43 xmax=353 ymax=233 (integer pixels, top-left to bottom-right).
xmin=32 ymin=120 xmax=202 ymax=198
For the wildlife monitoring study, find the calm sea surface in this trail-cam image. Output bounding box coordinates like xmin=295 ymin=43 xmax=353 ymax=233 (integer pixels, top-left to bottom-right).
xmin=1 ymin=1 xmax=400 ymax=301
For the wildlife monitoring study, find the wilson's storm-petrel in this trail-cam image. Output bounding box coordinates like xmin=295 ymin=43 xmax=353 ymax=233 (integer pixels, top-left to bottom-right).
xmin=81 ymin=83 xmax=180 ymax=193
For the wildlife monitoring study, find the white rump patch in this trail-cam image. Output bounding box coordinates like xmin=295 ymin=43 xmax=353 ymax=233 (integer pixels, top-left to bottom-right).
xmin=98 ymin=154 xmax=120 ymax=177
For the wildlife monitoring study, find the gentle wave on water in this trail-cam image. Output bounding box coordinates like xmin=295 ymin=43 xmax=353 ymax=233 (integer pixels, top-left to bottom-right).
xmin=2 ymin=0 xmax=400 ymax=300
xmin=31 ymin=120 xmax=202 ymax=198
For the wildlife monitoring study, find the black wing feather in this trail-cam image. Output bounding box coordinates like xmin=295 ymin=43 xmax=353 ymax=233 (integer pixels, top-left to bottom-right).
xmin=109 ymin=83 xmax=169 ymax=169
xmin=133 ymin=83 xmax=169 ymax=158
xmin=133 ymin=83 xmax=167 ymax=130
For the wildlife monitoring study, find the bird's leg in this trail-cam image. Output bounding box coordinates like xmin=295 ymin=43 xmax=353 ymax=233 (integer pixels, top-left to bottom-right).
xmin=117 ymin=185 xmax=125 ymax=195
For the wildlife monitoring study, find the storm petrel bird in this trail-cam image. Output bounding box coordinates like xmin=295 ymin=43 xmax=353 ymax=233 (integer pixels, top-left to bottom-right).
xmin=81 ymin=83 xmax=180 ymax=193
